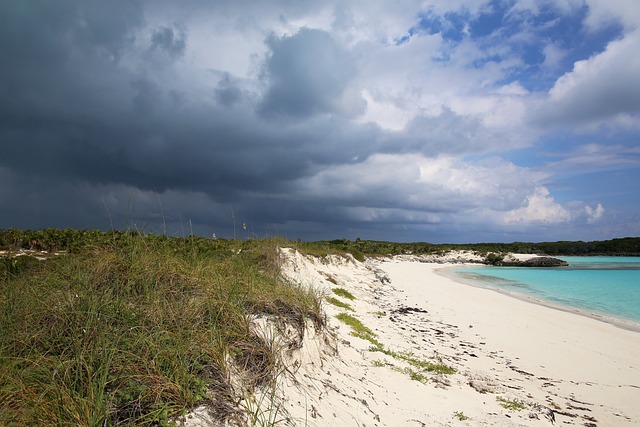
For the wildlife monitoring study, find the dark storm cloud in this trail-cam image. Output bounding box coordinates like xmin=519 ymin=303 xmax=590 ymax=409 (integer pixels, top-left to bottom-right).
xmin=259 ymin=28 xmax=357 ymax=118
xmin=0 ymin=0 xmax=143 ymax=67
xmin=76 ymin=1 xmax=144 ymax=59
xmin=214 ymin=74 xmax=243 ymax=106
xmin=150 ymin=25 xmax=187 ymax=58
xmin=0 ymin=0 xmax=391 ymax=238
xmin=0 ymin=2 xmax=381 ymax=208
xmin=0 ymin=4 xmax=263 ymax=188
xmin=0 ymin=1 xmax=143 ymax=130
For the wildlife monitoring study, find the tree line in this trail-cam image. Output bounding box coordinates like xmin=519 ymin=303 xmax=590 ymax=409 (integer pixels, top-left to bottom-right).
xmin=305 ymin=237 xmax=640 ymax=257
xmin=1 ymin=228 xmax=639 ymax=256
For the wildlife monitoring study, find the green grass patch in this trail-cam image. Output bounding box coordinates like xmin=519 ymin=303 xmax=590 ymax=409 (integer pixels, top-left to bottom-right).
xmin=325 ymin=296 xmax=354 ymax=311
xmin=391 ymin=367 xmax=429 ymax=384
xmin=334 ymin=312 xmax=455 ymax=377
xmin=371 ymin=346 xmax=456 ymax=375
xmin=335 ymin=313 xmax=381 ymax=347
xmin=496 ymin=396 xmax=527 ymax=411
xmin=0 ymin=232 xmax=322 ymax=426
xmin=453 ymin=411 xmax=469 ymax=421
xmin=295 ymin=241 xmax=366 ymax=262
xmin=332 ymin=287 xmax=356 ymax=300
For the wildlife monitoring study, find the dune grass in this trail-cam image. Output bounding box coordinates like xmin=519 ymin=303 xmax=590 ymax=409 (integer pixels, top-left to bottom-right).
xmin=325 ymin=296 xmax=354 ymax=311
xmin=374 ymin=347 xmax=456 ymax=375
xmin=335 ymin=313 xmax=381 ymax=347
xmin=332 ymin=288 xmax=356 ymax=301
xmin=336 ymin=312 xmax=455 ymax=376
xmin=496 ymin=396 xmax=527 ymax=411
xmin=454 ymin=411 xmax=469 ymax=421
xmin=0 ymin=232 xmax=322 ymax=426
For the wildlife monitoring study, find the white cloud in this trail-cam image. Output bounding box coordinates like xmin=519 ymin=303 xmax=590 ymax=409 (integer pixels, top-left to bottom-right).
xmin=541 ymin=42 xmax=567 ymax=71
xmin=585 ymin=203 xmax=605 ymax=223
xmin=584 ymin=0 xmax=640 ymax=31
xmin=501 ymin=187 xmax=607 ymax=226
xmin=290 ymin=152 xmax=610 ymax=238
xmin=539 ymin=30 xmax=640 ymax=128
xmin=299 ymin=153 xmax=547 ymax=214
xmin=495 ymin=82 xmax=529 ymax=96
xmin=358 ymin=89 xmax=411 ymax=131
xmin=502 ymin=187 xmax=572 ymax=224
xmin=545 ymin=143 xmax=640 ymax=176
xmin=351 ymin=34 xmax=536 ymax=148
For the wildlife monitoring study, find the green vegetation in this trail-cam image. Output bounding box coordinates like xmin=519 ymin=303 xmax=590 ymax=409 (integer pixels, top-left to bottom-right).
xmin=485 ymin=252 xmax=505 ymax=265
xmin=335 ymin=313 xmax=381 ymax=346
xmin=453 ymin=411 xmax=469 ymax=421
xmin=392 ymin=367 xmax=429 ymax=384
xmin=3 ymin=229 xmax=638 ymax=258
xmin=335 ymin=313 xmax=455 ymax=376
xmin=332 ymin=287 xmax=356 ymax=301
xmin=0 ymin=231 xmax=322 ymax=426
xmin=325 ymin=296 xmax=354 ymax=311
xmin=3 ymin=226 xmax=633 ymax=425
xmin=297 ymin=237 xmax=640 ymax=257
xmin=371 ymin=346 xmax=456 ymax=375
xmin=242 ymin=378 xmax=286 ymax=427
xmin=298 ymin=239 xmax=434 ymax=258
xmin=496 ymin=396 xmax=527 ymax=411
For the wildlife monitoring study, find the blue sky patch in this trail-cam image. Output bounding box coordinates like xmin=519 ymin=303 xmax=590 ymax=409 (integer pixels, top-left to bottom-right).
xmin=402 ymin=1 xmax=625 ymax=93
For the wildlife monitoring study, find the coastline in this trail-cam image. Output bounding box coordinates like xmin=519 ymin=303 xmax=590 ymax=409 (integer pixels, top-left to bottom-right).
xmin=269 ymin=250 xmax=640 ymax=426
xmin=436 ymin=264 xmax=640 ymax=333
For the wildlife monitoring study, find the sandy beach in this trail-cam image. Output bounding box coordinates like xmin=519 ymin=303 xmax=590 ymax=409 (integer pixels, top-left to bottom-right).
xmin=271 ymin=250 xmax=640 ymax=426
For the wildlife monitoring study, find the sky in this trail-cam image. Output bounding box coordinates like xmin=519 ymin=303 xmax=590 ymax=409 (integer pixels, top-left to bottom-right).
xmin=1 ymin=0 xmax=639 ymax=243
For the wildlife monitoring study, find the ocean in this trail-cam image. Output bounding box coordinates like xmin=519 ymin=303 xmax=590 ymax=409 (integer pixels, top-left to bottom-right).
xmin=448 ymin=257 xmax=640 ymax=327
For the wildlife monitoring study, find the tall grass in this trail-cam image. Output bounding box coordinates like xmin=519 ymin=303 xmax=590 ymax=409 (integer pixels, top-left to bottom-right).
xmin=0 ymin=233 xmax=322 ymax=426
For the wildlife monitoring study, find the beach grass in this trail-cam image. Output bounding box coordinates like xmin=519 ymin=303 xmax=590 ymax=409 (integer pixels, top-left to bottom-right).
xmin=392 ymin=366 xmax=429 ymax=384
xmin=332 ymin=287 xmax=356 ymax=300
xmin=0 ymin=232 xmax=322 ymax=426
xmin=335 ymin=312 xmax=455 ymax=376
xmin=325 ymin=296 xmax=354 ymax=311
xmin=496 ymin=396 xmax=527 ymax=411
xmin=335 ymin=313 xmax=381 ymax=347
xmin=454 ymin=411 xmax=469 ymax=421
xmin=372 ymin=346 xmax=456 ymax=375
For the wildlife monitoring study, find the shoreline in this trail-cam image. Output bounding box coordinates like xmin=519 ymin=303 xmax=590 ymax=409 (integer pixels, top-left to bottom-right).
xmin=271 ymin=250 xmax=640 ymax=426
xmin=436 ymin=264 xmax=640 ymax=333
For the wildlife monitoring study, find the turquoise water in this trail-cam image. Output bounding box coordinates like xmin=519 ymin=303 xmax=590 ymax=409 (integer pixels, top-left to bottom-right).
xmin=450 ymin=257 xmax=640 ymax=325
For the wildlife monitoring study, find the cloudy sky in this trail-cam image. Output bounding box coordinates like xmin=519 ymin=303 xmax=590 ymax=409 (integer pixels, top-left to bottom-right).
xmin=1 ymin=0 xmax=639 ymax=243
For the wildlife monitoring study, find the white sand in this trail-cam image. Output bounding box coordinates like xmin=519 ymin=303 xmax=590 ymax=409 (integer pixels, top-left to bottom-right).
xmin=275 ymin=250 xmax=640 ymax=426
